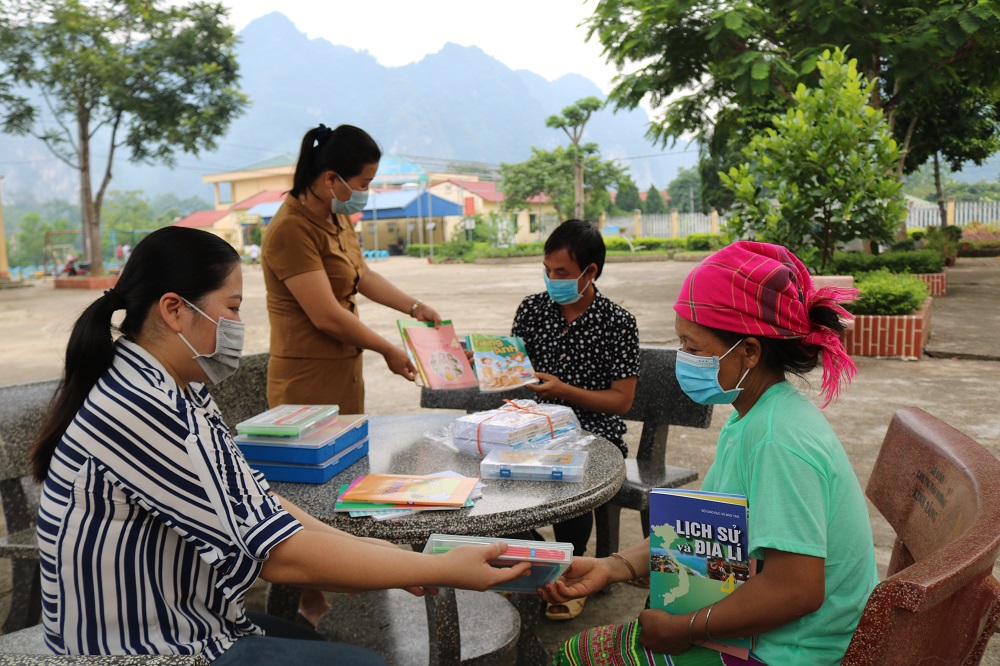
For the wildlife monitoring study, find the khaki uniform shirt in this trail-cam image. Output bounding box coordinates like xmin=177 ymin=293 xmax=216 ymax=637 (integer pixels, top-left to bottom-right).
xmin=262 ymin=195 xmax=367 ymax=360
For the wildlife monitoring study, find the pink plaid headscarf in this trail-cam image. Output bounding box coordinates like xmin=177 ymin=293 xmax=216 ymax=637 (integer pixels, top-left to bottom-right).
xmin=673 ymin=241 xmax=858 ymax=406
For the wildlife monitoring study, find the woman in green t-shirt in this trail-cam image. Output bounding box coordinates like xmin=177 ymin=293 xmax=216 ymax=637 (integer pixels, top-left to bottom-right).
xmin=541 ymin=241 xmax=878 ymax=666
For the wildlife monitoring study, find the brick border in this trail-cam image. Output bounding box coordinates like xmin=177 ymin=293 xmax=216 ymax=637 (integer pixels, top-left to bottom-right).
xmin=912 ymin=272 xmax=947 ymax=296
xmin=845 ymin=297 xmax=933 ymax=359
xmin=54 ymin=276 xmax=119 ymax=290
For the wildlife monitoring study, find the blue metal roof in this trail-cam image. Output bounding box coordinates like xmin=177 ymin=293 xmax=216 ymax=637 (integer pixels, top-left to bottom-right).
xmin=360 ymin=190 xmax=462 ymax=220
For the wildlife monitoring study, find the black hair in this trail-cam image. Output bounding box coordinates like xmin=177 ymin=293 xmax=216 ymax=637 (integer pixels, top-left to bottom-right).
xmin=290 ymin=124 xmax=382 ymax=199
xmin=543 ymin=219 xmax=606 ymax=279
xmin=707 ymin=306 xmax=847 ymax=380
xmin=31 ymin=227 xmax=240 ymax=482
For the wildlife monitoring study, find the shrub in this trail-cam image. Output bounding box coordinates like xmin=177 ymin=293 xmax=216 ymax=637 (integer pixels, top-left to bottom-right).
xmin=877 ymin=249 xmax=944 ymax=274
xmin=476 ymin=242 xmax=545 ymax=259
xmin=907 ymin=228 xmax=926 ymax=242
xmin=846 ymin=270 xmax=929 ymax=315
xmin=888 ymin=239 xmax=916 ymax=252
xmin=637 ymin=237 xmax=686 ymax=250
xmin=406 ymin=244 xmax=429 ymax=257
xmin=685 ymin=233 xmax=725 ymax=251
xmin=437 ymin=239 xmax=475 ymax=261
xmin=826 ymin=250 xmax=944 ymax=276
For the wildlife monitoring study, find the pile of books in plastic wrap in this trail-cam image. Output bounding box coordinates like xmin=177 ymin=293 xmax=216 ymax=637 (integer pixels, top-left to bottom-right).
xmin=453 ymin=399 xmax=578 ymax=456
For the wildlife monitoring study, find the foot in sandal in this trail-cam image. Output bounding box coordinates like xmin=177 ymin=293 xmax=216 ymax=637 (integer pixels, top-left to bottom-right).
xmin=545 ymin=595 xmax=587 ymax=620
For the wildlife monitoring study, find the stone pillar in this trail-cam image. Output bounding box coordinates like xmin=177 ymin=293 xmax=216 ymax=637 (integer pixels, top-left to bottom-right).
xmin=632 ymin=209 xmax=642 ymax=237
xmin=671 ymin=210 xmax=680 ymax=238
xmin=0 ymin=175 xmax=9 ymax=279
xmin=710 ymin=210 xmax=720 ymax=235
xmin=946 ymin=197 xmax=956 ymax=226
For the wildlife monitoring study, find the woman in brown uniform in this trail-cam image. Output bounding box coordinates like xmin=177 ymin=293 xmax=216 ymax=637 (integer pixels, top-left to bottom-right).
xmin=262 ymin=123 xmax=441 ymax=414
xmin=262 ymin=124 xmax=442 ymax=623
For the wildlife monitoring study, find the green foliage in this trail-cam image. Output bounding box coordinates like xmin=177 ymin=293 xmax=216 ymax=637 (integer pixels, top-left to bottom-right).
xmin=499 ymin=145 xmax=627 ymax=221
xmin=685 ymin=233 xmax=726 ymax=252
xmin=666 ymin=167 xmax=700 ymax=212
xmin=902 ymin=164 xmax=1000 ymax=202
xmin=476 ymin=243 xmax=546 ymax=259
xmin=586 ymin=0 xmax=1000 ymax=180
xmin=960 ymin=222 xmax=1000 ymax=249
xmin=615 ymin=178 xmax=643 ymax=213
xmin=847 ymin=270 xmax=929 ymax=316
xmin=545 ymin=96 xmax=604 ymax=218
xmin=721 ymin=49 xmax=906 ymax=271
xmin=436 ymin=239 xmax=476 ymax=261
xmin=924 ymin=225 xmax=963 ymax=261
xmin=908 ymin=228 xmax=926 ymax=242
xmin=826 ymin=250 xmax=944 ymax=276
xmin=0 ymin=0 xmax=249 ymax=275
xmin=644 ymin=185 xmax=666 ymax=214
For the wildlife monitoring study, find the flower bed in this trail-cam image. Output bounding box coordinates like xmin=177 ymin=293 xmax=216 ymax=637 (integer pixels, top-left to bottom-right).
xmin=845 ymin=297 xmax=932 ymax=359
xmin=54 ymin=275 xmax=119 ymax=290
xmin=912 ymin=272 xmax=947 ymax=297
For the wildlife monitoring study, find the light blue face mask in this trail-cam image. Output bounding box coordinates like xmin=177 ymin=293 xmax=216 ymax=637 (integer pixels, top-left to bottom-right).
xmin=675 ymin=339 xmax=749 ymax=405
xmin=543 ymin=267 xmax=592 ymax=305
xmin=331 ymin=174 xmax=369 ymax=216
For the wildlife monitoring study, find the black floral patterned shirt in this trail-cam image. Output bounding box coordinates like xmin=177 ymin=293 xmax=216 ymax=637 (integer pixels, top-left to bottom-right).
xmin=512 ymin=288 xmax=640 ymax=453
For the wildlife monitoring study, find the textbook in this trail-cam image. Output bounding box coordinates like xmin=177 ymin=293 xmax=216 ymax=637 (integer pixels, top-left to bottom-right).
xmin=649 ymin=488 xmax=755 ymax=659
xmin=235 ymin=404 xmax=340 ymax=438
xmin=338 ymin=473 xmax=480 ymax=507
xmin=396 ymin=320 xmax=430 ymax=386
xmin=397 ymin=320 xmax=478 ymax=390
xmin=465 ymin=333 xmax=539 ymax=392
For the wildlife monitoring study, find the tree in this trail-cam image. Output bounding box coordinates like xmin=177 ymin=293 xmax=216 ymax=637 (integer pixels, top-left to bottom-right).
xmin=0 ymin=0 xmax=249 ymax=276
xmin=500 ymin=144 xmax=628 ymax=222
xmin=720 ymin=50 xmax=907 ymax=272
xmin=667 ymin=168 xmax=701 ymax=213
xmin=615 ymin=178 xmax=643 ymax=214
xmin=546 ymin=96 xmax=603 ymax=219
xmin=586 ymin=0 xmax=1000 ymax=185
xmin=644 ymin=185 xmax=666 ymax=215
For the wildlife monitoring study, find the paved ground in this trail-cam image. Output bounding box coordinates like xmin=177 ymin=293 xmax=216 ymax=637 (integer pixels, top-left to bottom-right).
xmin=1 ymin=254 xmax=998 ymax=661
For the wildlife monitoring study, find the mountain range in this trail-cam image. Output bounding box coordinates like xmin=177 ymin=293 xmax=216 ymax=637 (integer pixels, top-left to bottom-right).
xmin=0 ymin=12 xmax=699 ymax=205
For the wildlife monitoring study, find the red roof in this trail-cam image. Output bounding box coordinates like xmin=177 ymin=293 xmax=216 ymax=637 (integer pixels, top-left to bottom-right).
xmin=444 ymin=179 xmax=550 ymax=204
xmin=174 ymin=209 xmax=230 ymax=228
xmin=232 ymin=189 xmax=286 ymax=209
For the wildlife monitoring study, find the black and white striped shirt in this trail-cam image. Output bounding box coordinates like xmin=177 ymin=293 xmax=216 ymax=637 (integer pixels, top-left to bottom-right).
xmin=37 ymin=339 xmax=302 ymax=660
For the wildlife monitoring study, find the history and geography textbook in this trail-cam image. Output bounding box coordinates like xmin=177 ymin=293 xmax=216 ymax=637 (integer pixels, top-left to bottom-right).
xmin=649 ymin=488 xmax=755 ymax=659
xmin=465 ymin=333 xmax=539 ymax=392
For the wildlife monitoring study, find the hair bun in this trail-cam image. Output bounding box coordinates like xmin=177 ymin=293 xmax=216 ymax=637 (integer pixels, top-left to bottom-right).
xmin=315 ymin=123 xmax=332 ymax=144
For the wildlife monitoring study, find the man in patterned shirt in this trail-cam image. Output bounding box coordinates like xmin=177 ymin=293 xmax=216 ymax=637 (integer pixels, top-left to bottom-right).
xmin=512 ymin=219 xmax=640 ymax=620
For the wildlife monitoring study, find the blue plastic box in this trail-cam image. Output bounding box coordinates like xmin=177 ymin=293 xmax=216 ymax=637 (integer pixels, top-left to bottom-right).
xmin=234 ymin=414 xmax=368 ymax=464
xmin=246 ymin=438 xmax=369 ymax=484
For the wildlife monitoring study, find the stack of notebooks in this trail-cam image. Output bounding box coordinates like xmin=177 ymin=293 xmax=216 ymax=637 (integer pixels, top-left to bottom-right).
xmin=423 ymin=534 xmax=573 ymax=593
xmin=234 ymin=405 xmax=369 ymax=484
xmin=334 ymin=471 xmax=483 ymax=521
xmin=453 ymin=400 xmax=578 ymax=456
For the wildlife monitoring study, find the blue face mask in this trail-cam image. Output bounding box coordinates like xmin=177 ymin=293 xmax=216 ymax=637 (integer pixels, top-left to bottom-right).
xmin=544 ymin=267 xmax=592 ymax=305
xmin=331 ymin=174 xmax=369 ymax=216
xmin=675 ymin=339 xmax=750 ymax=405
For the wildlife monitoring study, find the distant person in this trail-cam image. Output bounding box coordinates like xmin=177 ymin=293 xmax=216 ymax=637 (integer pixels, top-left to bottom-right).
xmin=122 ymin=243 xmax=132 ymax=263
xmin=511 ymin=219 xmax=640 ymax=621
xmin=261 ymin=123 xmax=443 ymax=624
xmin=115 ymin=244 xmax=124 ymax=262
xmin=32 ymin=226 xmax=529 ymax=664
xmin=541 ymin=241 xmax=877 ymax=666
xmin=246 ymin=242 xmax=260 ymax=266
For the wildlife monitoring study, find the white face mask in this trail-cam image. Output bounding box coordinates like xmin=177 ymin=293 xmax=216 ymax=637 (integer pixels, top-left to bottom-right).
xmin=177 ymin=298 xmax=244 ymax=384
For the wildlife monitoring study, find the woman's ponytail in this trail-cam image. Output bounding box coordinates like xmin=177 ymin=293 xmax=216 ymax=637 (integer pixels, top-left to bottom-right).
xmin=32 ymin=291 xmax=123 ymax=481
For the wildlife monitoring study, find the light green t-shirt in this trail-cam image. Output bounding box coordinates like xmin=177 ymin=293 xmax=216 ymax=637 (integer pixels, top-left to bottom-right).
xmin=701 ymin=381 xmax=878 ymax=666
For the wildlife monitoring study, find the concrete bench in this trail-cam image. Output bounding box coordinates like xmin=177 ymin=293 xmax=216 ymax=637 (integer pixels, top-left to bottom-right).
xmin=842 ymin=407 xmax=1000 ymax=664
xmin=420 ymin=346 xmax=712 ymax=559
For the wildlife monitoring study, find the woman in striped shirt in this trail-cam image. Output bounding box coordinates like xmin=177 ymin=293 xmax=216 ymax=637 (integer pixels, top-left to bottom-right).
xmin=32 ymin=227 xmax=529 ymax=664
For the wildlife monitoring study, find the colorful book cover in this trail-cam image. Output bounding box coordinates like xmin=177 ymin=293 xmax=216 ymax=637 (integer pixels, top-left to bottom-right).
xmin=396 ymin=320 xmax=431 ymax=387
xmin=465 ymin=333 xmax=539 ymax=392
xmin=399 ymin=320 xmax=478 ymax=390
xmin=649 ymin=488 xmax=755 ymax=659
xmin=339 ymin=473 xmax=480 ymax=507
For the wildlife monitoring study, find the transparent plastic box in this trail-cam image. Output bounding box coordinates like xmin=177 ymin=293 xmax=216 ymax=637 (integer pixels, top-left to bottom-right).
xmin=479 ymin=448 xmax=589 ymax=482
xmin=423 ymin=534 xmax=573 ymax=593
xmin=235 ymin=404 xmax=340 ymax=438
xmin=235 ymin=414 xmax=368 ymax=464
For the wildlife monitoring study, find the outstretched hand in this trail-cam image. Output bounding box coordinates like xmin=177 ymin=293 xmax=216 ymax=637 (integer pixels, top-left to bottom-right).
xmin=413 ymin=303 xmax=442 ymax=327
xmin=441 ymin=542 xmax=532 ymax=591
xmin=527 ymin=371 xmax=568 ymax=400
xmin=538 ymin=556 xmax=610 ymax=603
xmin=383 ymin=345 xmax=416 ymax=381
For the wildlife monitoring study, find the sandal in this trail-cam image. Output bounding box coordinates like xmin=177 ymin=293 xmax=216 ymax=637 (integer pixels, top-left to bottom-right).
xmin=545 ymin=596 xmax=587 ymax=620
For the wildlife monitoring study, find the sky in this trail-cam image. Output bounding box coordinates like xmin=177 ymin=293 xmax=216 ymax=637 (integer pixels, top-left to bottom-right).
xmin=214 ymin=0 xmax=622 ymax=95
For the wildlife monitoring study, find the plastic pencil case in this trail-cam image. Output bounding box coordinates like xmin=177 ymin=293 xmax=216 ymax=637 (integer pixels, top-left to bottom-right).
xmin=246 ymin=438 xmax=368 ymax=484
xmin=235 ymin=404 xmax=340 ymax=438
xmin=479 ymin=448 xmax=588 ymax=482
xmin=235 ymin=414 xmax=368 ymax=464
xmin=423 ymin=534 xmax=573 ymax=593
